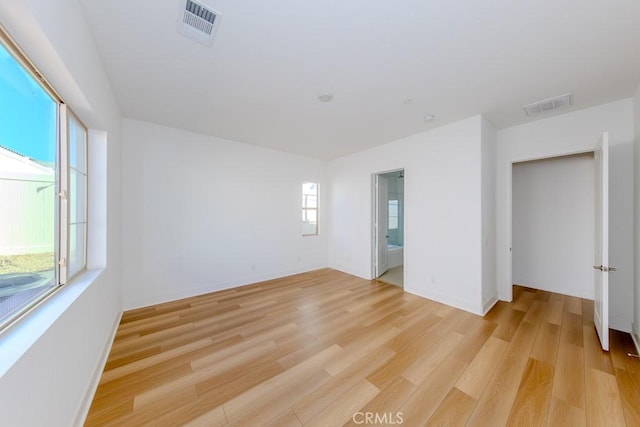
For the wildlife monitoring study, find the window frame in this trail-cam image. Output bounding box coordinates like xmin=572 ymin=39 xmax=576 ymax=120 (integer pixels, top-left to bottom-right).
xmin=0 ymin=27 xmax=88 ymax=331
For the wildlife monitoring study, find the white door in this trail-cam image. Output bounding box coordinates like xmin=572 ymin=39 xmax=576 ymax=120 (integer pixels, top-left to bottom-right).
xmin=593 ymin=132 xmax=611 ymax=351
xmin=375 ymin=174 xmax=389 ymax=277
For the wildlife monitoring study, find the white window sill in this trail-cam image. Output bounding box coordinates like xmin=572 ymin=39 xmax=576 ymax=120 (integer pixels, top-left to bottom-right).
xmin=0 ymin=268 xmax=104 ymax=378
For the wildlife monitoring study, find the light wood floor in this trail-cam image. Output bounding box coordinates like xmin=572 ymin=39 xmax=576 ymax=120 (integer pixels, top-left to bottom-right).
xmin=86 ymin=269 xmax=640 ymax=426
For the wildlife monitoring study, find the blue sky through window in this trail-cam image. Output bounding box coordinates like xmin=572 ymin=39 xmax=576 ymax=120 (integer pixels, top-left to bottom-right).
xmin=0 ymin=42 xmax=56 ymax=163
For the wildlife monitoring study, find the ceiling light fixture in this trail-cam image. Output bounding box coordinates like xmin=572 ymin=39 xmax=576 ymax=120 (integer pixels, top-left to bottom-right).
xmin=317 ymin=93 xmax=333 ymax=102
xmin=423 ymin=114 xmax=435 ymax=122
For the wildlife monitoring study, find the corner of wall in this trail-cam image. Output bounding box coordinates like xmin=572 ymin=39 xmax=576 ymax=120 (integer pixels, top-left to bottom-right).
xmin=405 ymin=285 xmax=486 ymax=316
xmin=632 ymin=324 xmax=640 ymax=355
xmin=480 ymin=114 xmax=498 ymax=306
xmin=634 ymin=83 xmax=640 ymax=349
xmin=482 ymin=295 xmax=499 ymax=316
xmin=120 ymin=119 xmax=330 ymax=309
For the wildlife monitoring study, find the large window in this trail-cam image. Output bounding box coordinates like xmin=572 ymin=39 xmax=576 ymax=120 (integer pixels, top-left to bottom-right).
xmin=0 ymin=31 xmax=87 ymax=329
xmin=302 ymin=182 xmax=318 ymax=236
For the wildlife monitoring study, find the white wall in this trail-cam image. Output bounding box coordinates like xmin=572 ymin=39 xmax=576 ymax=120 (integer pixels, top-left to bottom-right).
xmin=497 ymin=99 xmax=634 ymax=332
xmin=633 ymin=84 xmax=640 ymax=349
xmin=512 ymin=154 xmax=595 ymax=299
xmin=328 ymin=116 xmax=487 ymax=314
xmin=121 ymin=119 xmax=328 ymax=309
xmin=0 ymin=0 xmax=122 ymax=426
xmin=481 ymin=118 xmax=498 ymax=311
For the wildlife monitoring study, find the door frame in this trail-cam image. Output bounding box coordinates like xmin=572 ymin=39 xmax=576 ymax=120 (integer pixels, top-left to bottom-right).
xmin=371 ymin=168 xmax=405 ymax=280
xmin=504 ymin=149 xmax=595 ymax=301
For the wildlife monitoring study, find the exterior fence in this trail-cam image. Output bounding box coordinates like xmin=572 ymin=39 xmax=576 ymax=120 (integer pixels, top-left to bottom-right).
xmin=0 ymin=165 xmax=55 ymax=256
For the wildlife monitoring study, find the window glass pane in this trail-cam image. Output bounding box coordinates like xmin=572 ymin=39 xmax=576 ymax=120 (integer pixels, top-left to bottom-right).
xmin=0 ymin=42 xmax=57 ymax=325
xmin=302 ymin=182 xmax=316 ymax=194
xmin=68 ymin=112 xmax=87 ymax=279
xmin=69 ymin=114 xmax=86 ymax=173
xmin=388 ymin=200 xmax=399 ymax=230
xmin=302 ymin=183 xmax=317 ymax=207
xmin=389 ymin=217 xmax=398 ymax=229
xmin=302 ymin=182 xmax=318 ymax=235
xmin=302 ymin=209 xmax=317 ymax=223
xmin=302 ymin=222 xmax=317 ymax=236
xmin=68 ymin=223 xmax=85 ymax=278
xmin=70 ymin=168 xmax=86 ymax=223
xmin=304 ymin=194 xmax=317 ymax=208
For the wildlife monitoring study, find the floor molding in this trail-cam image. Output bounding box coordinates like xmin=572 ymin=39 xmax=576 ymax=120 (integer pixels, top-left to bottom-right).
xmin=75 ymin=310 xmax=122 ymax=426
xmin=482 ymin=295 xmax=499 ymax=315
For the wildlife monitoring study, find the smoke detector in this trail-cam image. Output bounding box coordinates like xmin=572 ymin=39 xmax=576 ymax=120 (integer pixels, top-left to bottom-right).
xmin=523 ymin=93 xmax=572 ymax=117
xmin=178 ymin=0 xmax=222 ymax=47
xmin=317 ymin=93 xmax=333 ymax=102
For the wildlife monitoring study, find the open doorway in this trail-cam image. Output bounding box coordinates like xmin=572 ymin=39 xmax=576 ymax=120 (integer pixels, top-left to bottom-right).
xmin=512 ymin=152 xmax=594 ymax=299
xmin=372 ymin=169 xmax=404 ymax=287
xmin=511 ymin=152 xmax=595 ymax=299
xmin=505 ymin=133 xmax=612 ymax=350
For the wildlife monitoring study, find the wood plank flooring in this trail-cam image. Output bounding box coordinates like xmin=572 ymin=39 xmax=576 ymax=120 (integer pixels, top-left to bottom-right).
xmin=86 ymin=269 xmax=640 ymax=426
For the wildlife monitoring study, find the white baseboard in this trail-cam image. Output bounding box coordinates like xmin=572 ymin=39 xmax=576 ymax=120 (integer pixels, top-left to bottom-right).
xmin=74 ymin=310 xmax=122 ymax=426
xmin=404 ymin=286 xmax=484 ymax=316
xmin=123 ymin=264 xmax=330 ymax=310
xmin=482 ymin=296 xmax=499 ymax=315
xmin=327 ymin=264 xmax=371 ymax=281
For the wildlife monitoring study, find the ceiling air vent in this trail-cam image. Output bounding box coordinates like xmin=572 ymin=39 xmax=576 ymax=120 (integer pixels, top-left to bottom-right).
xmin=178 ymin=0 xmax=222 ymax=47
xmin=523 ymin=93 xmax=572 ymax=117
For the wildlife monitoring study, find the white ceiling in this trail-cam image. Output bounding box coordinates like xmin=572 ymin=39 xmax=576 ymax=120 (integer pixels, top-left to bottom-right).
xmin=78 ymin=0 xmax=640 ymax=160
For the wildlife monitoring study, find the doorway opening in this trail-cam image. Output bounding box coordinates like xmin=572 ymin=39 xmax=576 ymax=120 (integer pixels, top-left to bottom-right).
xmin=372 ymin=169 xmax=404 ymax=288
xmin=511 ymin=152 xmax=595 ymax=300
xmin=508 ymin=132 xmax=610 ymax=350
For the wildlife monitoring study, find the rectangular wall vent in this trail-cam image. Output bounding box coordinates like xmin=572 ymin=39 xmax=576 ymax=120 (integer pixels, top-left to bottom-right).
xmin=178 ymin=0 xmax=222 ymax=47
xmin=523 ymin=93 xmax=572 ymax=117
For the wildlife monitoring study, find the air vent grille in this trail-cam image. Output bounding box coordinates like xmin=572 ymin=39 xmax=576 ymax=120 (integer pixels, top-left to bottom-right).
xmin=523 ymin=93 xmax=572 ymax=117
xmin=184 ymin=0 xmax=216 ymax=34
xmin=178 ymin=0 xmax=222 ymax=47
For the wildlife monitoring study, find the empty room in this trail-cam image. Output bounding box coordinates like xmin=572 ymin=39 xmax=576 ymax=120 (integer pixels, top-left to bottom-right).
xmin=1 ymin=0 xmax=640 ymax=426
